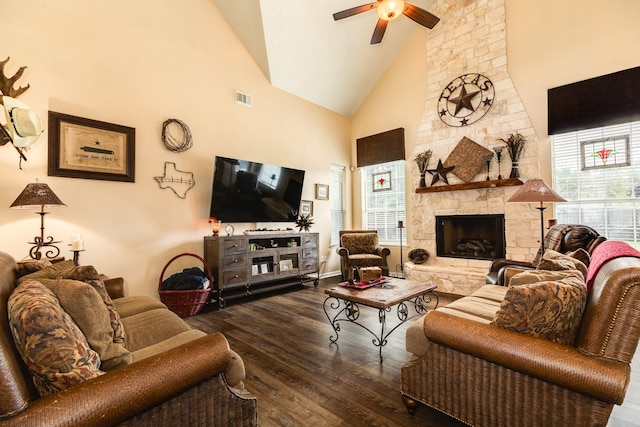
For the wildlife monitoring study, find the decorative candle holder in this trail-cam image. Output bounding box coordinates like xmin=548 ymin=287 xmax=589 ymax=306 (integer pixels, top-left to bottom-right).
xmin=483 ymin=154 xmax=493 ymax=181
xmin=493 ymin=147 xmax=503 ymax=180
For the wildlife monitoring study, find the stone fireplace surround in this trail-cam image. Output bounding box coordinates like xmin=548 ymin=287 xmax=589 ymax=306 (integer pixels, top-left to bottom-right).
xmin=406 ymin=0 xmax=544 ymax=295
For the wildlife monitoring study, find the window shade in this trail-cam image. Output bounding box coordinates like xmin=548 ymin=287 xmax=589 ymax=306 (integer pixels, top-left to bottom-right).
xmin=548 ymin=66 xmax=640 ymax=135
xmin=356 ymin=128 xmax=405 ymax=167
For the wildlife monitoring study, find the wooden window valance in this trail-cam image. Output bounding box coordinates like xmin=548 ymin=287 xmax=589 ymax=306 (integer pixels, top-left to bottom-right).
xmin=548 ymin=66 xmax=640 ymax=135
xmin=356 ymin=127 xmax=405 ymax=167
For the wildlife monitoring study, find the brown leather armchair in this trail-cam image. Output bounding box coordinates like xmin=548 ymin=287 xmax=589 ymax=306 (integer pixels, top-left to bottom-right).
xmin=486 ymin=224 xmax=606 ymax=286
xmin=337 ymin=230 xmax=390 ymax=280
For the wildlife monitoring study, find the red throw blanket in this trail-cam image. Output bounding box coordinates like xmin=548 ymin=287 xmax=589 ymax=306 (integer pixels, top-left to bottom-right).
xmin=585 ymin=240 xmax=640 ymax=291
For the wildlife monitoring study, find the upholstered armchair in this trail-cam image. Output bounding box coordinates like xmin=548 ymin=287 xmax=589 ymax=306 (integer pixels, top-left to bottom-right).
xmin=486 ymin=224 xmax=606 ymax=286
xmin=337 ymin=230 xmax=390 ymax=280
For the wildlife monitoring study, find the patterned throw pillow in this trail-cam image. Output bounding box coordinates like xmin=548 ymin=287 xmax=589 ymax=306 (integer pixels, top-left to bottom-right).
xmin=537 ymin=249 xmax=588 ymax=279
xmin=492 ymin=275 xmax=588 ymax=345
xmin=16 ymin=259 xmax=76 ymax=284
xmin=56 ymin=266 xmax=126 ymax=346
xmin=340 ymin=233 xmax=378 ymax=254
xmin=8 ymin=280 xmax=103 ymax=396
xmin=38 ymin=278 xmax=132 ymax=371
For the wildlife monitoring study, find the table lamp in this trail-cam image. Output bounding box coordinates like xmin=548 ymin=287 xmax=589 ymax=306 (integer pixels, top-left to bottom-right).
xmin=10 ymin=182 xmax=66 ymax=260
xmin=507 ymin=178 xmax=566 ymax=257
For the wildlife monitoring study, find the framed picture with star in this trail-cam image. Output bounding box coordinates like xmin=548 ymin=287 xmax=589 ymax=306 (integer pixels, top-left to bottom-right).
xmin=47 ymin=111 xmax=135 ymax=182
xmin=372 ymin=171 xmax=392 ymax=192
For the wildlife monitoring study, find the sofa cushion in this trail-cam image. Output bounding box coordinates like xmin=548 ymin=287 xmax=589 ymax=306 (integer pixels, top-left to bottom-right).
xmin=122 ymin=308 xmax=193 ymax=352
xmin=16 ymin=259 xmax=76 ymax=284
xmin=8 ymin=280 xmax=103 ymax=396
xmin=56 ymin=266 xmax=126 ymax=346
xmin=492 ymin=275 xmax=587 ymax=345
xmin=38 ymin=278 xmax=132 ymax=371
xmin=341 ymin=233 xmax=378 ymax=254
xmin=509 ymin=269 xmax=584 ymax=287
xmin=537 ymin=249 xmax=588 ymax=278
xmin=112 ymin=295 xmax=168 ymax=318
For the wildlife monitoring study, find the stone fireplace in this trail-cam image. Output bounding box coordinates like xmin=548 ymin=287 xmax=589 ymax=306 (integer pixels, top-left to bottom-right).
xmin=436 ymin=214 xmax=505 ymax=260
xmin=405 ymin=0 xmax=543 ymax=295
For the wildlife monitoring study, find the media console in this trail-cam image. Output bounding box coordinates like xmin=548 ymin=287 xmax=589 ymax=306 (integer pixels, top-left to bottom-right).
xmin=204 ymin=232 xmax=319 ymax=308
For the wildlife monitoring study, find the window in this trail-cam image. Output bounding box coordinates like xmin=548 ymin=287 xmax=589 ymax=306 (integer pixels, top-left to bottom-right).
xmin=330 ymin=164 xmax=345 ymax=246
xmin=362 ymin=160 xmax=406 ymax=244
xmin=258 ymin=164 xmax=280 ymax=189
xmin=552 ymin=121 xmax=640 ymax=246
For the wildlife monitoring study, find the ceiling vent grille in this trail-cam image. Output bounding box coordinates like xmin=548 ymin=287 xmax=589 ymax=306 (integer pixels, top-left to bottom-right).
xmin=236 ymin=91 xmax=253 ymax=108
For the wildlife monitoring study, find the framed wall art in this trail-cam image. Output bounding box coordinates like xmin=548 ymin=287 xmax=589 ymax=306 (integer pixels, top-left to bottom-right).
xmin=300 ymin=200 xmax=313 ymax=216
xmin=372 ymin=171 xmax=392 ymax=192
xmin=580 ymin=135 xmax=630 ymax=171
xmin=315 ymin=183 xmax=329 ymax=200
xmin=48 ymin=111 xmax=135 ymax=182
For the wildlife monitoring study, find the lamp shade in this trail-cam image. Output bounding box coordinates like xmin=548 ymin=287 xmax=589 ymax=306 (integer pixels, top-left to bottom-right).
xmin=507 ymin=179 xmax=566 ymax=204
xmin=10 ymin=183 xmax=66 ymax=209
xmin=377 ymin=0 xmax=405 ymax=20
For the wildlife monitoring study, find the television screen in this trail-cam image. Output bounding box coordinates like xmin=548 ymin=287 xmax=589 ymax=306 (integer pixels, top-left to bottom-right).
xmin=209 ymin=156 xmax=306 ymax=222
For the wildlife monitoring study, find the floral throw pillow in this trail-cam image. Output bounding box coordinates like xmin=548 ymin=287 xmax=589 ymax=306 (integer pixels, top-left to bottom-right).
xmin=492 ymin=275 xmax=587 ymax=345
xmin=8 ymin=280 xmax=103 ymax=396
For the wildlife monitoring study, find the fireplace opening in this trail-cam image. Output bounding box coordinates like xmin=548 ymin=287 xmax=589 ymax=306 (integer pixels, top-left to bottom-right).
xmin=436 ymin=214 xmax=505 ymax=260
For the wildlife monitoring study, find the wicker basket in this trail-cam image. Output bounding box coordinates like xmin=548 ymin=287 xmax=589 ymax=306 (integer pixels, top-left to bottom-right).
xmin=158 ymin=253 xmax=214 ymax=318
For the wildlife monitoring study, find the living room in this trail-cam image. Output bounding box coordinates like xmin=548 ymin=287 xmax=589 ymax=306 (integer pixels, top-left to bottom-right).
xmin=1 ymin=0 xmax=640 ymax=425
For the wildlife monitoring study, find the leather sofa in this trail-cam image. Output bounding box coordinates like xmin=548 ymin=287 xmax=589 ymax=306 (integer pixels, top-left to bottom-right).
xmin=402 ymin=240 xmax=640 ymax=426
xmin=0 ymin=251 xmax=257 ymax=426
xmin=486 ymin=224 xmax=606 ymax=286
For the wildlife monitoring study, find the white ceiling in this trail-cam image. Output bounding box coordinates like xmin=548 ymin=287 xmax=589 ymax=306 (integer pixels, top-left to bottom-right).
xmin=212 ymin=0 xmax=437 ymax=117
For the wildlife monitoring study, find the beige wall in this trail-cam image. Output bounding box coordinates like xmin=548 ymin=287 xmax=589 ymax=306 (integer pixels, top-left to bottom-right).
xmin=352 ymin=0 xmax=640 ymax=266
xmin=0 ymin=0 xmax=350 ymax=296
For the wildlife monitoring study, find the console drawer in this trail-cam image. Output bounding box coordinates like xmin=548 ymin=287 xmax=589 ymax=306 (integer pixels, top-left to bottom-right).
xmin=223 ymin=238 xmax=247 ymax=253
xmin=223 ymin=254 xmax=247 ymax=269
xmin=223 ymin=269 xmax=248 ymax=285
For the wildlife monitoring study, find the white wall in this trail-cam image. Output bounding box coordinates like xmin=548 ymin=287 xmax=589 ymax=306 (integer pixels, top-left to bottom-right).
xmin=0 ymin=0 xmax=350 ymax=296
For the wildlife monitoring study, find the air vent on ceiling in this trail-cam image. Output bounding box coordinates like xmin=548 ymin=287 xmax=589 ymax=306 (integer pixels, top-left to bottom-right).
xmin=236 ymin=91 xmax=253 ymax=108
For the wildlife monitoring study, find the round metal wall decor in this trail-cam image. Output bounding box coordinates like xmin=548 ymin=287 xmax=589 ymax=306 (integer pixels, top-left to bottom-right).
xmin=437 ymin=73 xmax=494 ymax=127
xmin=161 ymin=118 xmax=193 ymax=152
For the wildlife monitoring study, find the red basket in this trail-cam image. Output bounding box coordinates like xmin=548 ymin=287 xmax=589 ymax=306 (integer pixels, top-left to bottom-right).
xmin=158 ymin=253 xmax=214 ymax=318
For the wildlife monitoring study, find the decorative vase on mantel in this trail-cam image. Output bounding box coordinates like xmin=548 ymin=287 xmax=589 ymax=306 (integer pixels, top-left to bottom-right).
xmin=500 ymin=132 xmax=526 ymax=179
xmin=414 ymin=150 xmax=432 ymax=189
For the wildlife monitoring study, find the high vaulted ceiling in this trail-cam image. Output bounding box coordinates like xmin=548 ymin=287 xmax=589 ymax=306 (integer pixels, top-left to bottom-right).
xmin=212 ymin=0 xmax=437 ymax=117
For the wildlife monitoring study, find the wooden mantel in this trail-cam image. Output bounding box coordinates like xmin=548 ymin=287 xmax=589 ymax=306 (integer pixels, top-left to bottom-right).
xmin=415 ymin=178 xmax=524 ymax=193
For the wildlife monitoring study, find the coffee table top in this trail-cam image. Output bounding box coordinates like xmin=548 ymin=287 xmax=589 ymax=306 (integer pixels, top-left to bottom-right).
xmin=325 ymin=277 xmax=436 ymax=309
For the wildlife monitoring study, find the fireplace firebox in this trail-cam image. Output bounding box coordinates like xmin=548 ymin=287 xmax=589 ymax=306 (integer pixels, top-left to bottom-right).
xmin=436 ymin=214 xmax=505 ymax=260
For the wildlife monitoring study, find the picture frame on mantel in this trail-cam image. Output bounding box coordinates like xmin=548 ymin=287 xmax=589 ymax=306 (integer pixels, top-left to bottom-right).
xmin=315 ymin=184 xmax=329 ymax=200
xmin=48 ymin=111 xmax=136 ymax=182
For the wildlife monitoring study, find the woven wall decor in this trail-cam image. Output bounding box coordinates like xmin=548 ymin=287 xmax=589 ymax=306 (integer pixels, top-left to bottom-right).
xmin=161 ymin=118 xmax=192 ymax=152
xmin=444 ymin=137 xmax=493 ymax=183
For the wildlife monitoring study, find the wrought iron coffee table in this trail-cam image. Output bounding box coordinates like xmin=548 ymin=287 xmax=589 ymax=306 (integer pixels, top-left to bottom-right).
xmin=323 ymin=277 xmax=438 ymax=363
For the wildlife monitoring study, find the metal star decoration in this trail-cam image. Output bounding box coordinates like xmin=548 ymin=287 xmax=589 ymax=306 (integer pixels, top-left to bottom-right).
xmin=295 ymin=214 xmax=314 ymax=232
xmin=427 ymin=159 xmax=455 ymax=185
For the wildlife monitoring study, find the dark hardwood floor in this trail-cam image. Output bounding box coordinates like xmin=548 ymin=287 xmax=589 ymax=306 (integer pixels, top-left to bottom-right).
xmin=186 ymin=277 xmax=467 ymax=427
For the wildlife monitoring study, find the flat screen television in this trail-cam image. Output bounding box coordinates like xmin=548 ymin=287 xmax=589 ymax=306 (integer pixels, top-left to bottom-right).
xmin=209 ymin=156 xmax=306 ymax=223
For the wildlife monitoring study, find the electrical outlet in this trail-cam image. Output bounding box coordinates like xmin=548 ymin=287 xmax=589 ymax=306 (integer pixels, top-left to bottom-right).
xmin=321 ymin=256 xmax=327 ymax=263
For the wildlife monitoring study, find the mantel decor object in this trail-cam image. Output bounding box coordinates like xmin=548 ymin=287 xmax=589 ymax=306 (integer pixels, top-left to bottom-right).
xmin=11 ymin=182 xmax=66 ymax=260
xmin=507 ymin=178 xmax=566 ymax=258
xmin=414 ymin=150 xmax=432 ymax=188
xmin=500 ymin=132 xmax=526 ymax=178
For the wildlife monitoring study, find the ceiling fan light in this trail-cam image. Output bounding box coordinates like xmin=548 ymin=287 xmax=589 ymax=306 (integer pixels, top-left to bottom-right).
xmin=377 ymin=0 xmax=406 ymax=20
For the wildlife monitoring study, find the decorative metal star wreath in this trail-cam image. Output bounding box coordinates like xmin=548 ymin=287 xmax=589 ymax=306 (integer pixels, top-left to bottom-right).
xmin=295 ymin=214 xmax=314 ymax=232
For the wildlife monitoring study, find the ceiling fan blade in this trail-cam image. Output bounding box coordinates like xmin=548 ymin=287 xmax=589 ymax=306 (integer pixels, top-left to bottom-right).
xmin=333 ymin=3 xmax=378 ymax=21
xmin=403 ymin=3 xmax=440 ymax=29
xmin=370 ymin=18 xmax=388 ymax=44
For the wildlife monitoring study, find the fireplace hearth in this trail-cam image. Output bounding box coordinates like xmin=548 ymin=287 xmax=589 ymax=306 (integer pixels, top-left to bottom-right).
xmin=436 ymin=214 xmax=505 ymax=260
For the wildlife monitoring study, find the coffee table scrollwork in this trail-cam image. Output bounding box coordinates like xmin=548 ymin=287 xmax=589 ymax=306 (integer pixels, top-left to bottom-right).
xmin=323 ymin=278 xmax=438 ymax=363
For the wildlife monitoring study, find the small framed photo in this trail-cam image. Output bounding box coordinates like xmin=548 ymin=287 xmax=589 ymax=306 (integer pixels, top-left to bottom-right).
xmin=300 ymin=200 xmax=313 ymax=216
xmin=251 ymin=265 xmax=259 ymax=275
xmin=279 ymin=259 xmax=293 ymax=271
xmin=373 ymin=171 xmax=392 ymax=192
xmin=48 ymin=111 xmax=135 ymax=182
xmin=259 ymin=263 xmax=269 ymax=274
xmin=315 ymin=183 xmax=329 ymax=200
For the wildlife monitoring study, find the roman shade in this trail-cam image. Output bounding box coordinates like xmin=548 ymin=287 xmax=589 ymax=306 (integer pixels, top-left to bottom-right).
xmin=548 ymin=66 xmax=640 ymax=135
xmin=356 ymin=127 xmax=405 ymax=167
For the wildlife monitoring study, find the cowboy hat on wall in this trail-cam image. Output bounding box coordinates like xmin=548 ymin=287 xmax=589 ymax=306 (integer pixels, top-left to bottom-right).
xmin=2 ymin=95 xmax=43 ymax=148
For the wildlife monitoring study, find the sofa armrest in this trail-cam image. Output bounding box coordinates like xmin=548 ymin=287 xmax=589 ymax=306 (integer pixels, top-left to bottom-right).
xmin=3 ymin=333 xmax=237 ymax=426
xmin=488 ymin=258 xmax=534 ymax=273
xmin=424 ymin=311 xmax=630 ymax=403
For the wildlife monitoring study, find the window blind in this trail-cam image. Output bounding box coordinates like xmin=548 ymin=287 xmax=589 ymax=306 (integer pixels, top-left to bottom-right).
xmin=330 ymin=164 xmax=345 ymax=246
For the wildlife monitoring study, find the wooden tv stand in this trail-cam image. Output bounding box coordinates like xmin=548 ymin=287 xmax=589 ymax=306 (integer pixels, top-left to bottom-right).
xmin=204 ymin=232 xmax=319 ymax=308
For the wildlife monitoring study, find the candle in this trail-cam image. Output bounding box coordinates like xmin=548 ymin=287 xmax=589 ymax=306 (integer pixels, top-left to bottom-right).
xmin=71 ymin=235 xmax=83 ymax=251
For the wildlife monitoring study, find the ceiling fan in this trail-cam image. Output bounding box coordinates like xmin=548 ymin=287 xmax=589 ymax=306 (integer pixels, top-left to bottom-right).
xmin=333 ymin=0 xmax=440 ymax=44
